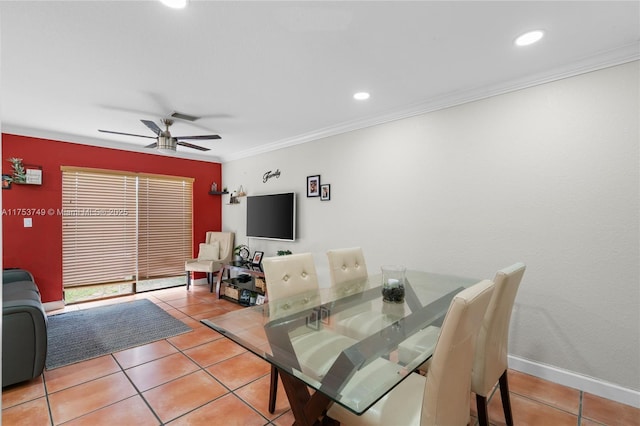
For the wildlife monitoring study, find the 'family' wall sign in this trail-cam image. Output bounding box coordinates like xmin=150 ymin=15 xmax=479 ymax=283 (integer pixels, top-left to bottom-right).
xmin=263 ymin=169 xmax=281 ymax=183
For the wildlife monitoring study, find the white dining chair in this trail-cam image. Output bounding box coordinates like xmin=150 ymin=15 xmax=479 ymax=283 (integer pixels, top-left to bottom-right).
xmin=327 ymin=279 xmax=495 ymax=426
xmin=326 ymin=247 xmax=406 ymax=340
xmin=262 ymin=253 xmax=357 ymax=413
xmin=397 ymin=263 xmax=526 ymax=426
xmin=472 ymin=262 xmax=526 ymax=426
xmin=327 ymin=247 xmax=368 ymax=285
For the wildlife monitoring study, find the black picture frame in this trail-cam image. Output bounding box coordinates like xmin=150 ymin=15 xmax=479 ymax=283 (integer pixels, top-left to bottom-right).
xmin=320 ymin=184 xmax=331 ymax=201
xmin=251 ymin=250 xmax=264 ymax=265
xmin=307 ymin=175 xmax=320 ymax=197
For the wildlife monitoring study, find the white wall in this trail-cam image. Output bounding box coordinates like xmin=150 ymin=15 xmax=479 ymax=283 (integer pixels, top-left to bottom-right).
xmin=222 ymin=62 xmax=639 ymax=397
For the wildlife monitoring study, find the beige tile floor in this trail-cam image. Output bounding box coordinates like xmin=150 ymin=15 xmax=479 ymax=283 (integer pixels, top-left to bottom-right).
xmin=3 ymin=284 xmax=639 ymax=425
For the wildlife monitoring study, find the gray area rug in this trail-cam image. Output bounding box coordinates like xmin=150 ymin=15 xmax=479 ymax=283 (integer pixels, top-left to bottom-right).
xmin=46 ymin=299 xmax=191 ymax=369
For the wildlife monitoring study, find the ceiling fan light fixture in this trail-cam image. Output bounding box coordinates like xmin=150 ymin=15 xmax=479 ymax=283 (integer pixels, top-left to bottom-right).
xmin=159 ymin=0 xmax=188 ymax=9
xmin=157 ymin=136 xmax=177 ymax=151
xmin=515 ymin=30 xmax=544 ymax=47
xmin=100 ymin=118 xmax=220 ymax=152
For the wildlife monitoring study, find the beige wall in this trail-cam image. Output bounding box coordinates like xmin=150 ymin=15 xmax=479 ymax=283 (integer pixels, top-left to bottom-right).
xmin=222 ymin=61 xmax=640 ymax=400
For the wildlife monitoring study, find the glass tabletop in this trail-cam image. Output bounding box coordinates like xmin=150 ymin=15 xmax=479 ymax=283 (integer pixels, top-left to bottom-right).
xmin=202 ymin=270 xmax=478 ymax=414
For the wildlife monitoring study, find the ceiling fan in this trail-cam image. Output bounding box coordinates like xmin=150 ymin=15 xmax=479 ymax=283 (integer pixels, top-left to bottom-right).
xmin=99 ymin=118 xmax=221 ymax=151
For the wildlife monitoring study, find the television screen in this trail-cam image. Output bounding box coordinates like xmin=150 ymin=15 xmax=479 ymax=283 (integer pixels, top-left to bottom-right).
xmin=246 ymin=192 xmax=296 ymax=241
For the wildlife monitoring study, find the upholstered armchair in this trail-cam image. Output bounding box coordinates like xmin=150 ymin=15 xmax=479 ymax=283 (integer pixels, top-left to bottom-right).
xmin=185 ymin=231 xmax=234 ymax=290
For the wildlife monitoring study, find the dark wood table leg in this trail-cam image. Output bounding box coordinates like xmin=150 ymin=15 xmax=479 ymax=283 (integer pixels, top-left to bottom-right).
xmin=278 ymin=368 xmax=333 ymax=426
xmin=269 ymin=365 xmax=278 ymax=413
xmin=214 ymin=265 xmax=226 ymax=296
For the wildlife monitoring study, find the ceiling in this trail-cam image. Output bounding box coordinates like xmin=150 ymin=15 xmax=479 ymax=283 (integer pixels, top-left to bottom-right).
xmin=1 ymin=1 xmax=638 ymax=163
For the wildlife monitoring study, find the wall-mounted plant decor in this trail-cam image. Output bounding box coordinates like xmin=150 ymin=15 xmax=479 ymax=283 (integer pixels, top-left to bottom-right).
xmin=6 ymin=158 xmax=42 ymax=185
xmin=7 ymin=157 xmax=26 ymax=183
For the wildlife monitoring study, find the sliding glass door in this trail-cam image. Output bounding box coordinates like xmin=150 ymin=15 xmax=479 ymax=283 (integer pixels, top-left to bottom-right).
xmin=137 ymin=175 xmax=192 ymax=292
xmin=61 ymin=167 xmax=193 ymax=302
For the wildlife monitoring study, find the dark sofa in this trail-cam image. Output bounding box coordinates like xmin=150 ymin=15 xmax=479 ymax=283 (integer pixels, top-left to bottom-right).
xmin=2 ymin=268 xmax=48 ymax=387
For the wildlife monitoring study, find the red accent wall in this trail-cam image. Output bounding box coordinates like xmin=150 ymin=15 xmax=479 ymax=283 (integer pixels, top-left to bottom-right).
xmin=2 ymin=133 xmax=223 ymax=303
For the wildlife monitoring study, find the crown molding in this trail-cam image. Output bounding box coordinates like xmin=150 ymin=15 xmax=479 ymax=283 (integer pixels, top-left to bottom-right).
xmin=1 ymin=125 xmax=222 ymax=163
xmin=221 ymin=42 xmax=639 ymax=163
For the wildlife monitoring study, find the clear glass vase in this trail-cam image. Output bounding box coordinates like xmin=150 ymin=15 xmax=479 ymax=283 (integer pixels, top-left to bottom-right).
xmin=381 ymin=265 xmax=406 ymax=303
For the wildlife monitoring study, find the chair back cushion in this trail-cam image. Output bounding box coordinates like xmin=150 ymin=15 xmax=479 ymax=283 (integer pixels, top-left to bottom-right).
xmin=197 ymin=241 xmax=220 ymax=261
xmin=471 ymin=262 xmax=526 ymax=396
xmin=326 ymin=247 xmax=368 ymax=286
xmin=422 ymin=279 xmax=495 ymax=426
xmin=204 ymin=232 xmax=234 ymax=262
xmin=262 ymin=253 xmax=319 ymax=301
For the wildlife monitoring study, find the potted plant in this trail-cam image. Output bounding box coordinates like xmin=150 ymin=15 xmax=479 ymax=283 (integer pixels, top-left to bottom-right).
xmin=234 ymin=244 xmax=250 ymax=262
xmin=277 ymin=250 xmax=292 ymax=256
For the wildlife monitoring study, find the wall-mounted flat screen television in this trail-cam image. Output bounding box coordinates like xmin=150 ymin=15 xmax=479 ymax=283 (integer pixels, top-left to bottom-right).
xmin=246 ymin=192 xmax=296 ymax=241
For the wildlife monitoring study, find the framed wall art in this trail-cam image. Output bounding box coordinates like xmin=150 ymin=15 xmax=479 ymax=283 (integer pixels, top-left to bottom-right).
xmin=24 ymin=165 xmax=43 ymax=185
xmin=307 ymin=175 xmax=320 ymax=197
xmin=320 ymin=184 xmax=331 ymax=201
xmin=251 ymin=251 xmax=264 ymax=266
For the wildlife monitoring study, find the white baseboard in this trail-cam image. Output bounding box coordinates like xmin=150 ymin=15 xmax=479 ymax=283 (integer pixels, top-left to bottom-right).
xmin=508 ymin=355 xmax=640 ymax=409
xmin=43 ymin=300 xmax=65 ymax=312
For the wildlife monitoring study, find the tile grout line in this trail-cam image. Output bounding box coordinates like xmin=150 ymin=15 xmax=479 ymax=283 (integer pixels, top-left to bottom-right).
xmin=180 ymin=295 xmax=296 ymax=424
xmin=577 ymin=390 xmax=583 ymax=426
xmin=167 ymin=337 xmax=265 ymax=424
xmin=147 ymin=300 xmax=280 ymax=424
xmin=111 ymin=352 xmax=165 ymax=426
xmin=180 ymin=307 xmax=284 ymax=425
xmin=40 ymin=371 xmax=55 ymax=426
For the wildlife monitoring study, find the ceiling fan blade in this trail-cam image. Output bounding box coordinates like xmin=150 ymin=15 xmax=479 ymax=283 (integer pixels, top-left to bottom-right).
xmin=174 ymin=134 xmax=221 ymax=141
xmin=145 ymin=142 xmax=158 ymax=148
xmin=177 ymin=141 xmax=211 ymax=151
xmin=141 ymin=119 xmax=162 ymax=136
xmin=99 ymin=129 xmax=157 ymax=139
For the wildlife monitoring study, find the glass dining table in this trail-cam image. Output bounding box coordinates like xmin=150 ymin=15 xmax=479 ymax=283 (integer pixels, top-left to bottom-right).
xmin=202 ymin=270 xmax=478 ymax=426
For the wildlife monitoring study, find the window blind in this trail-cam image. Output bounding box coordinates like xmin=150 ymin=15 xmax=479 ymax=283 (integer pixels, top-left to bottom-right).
xmin=62 ymin=170 xmax=137 ymax=287
xmin=61 ymin=167 xmax=193 ymax=288
xmin=138 ymin=175 xmax=193 ymax=280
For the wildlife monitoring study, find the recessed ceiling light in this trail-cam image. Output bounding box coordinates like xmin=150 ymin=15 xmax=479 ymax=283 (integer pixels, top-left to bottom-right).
xmin=353 ymin=92 xmax=370 ymax=101
xmin=515 ymin=30 xmax=544 ymax=47
xmin=159 ymin=0 xmax=188 ymax=9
